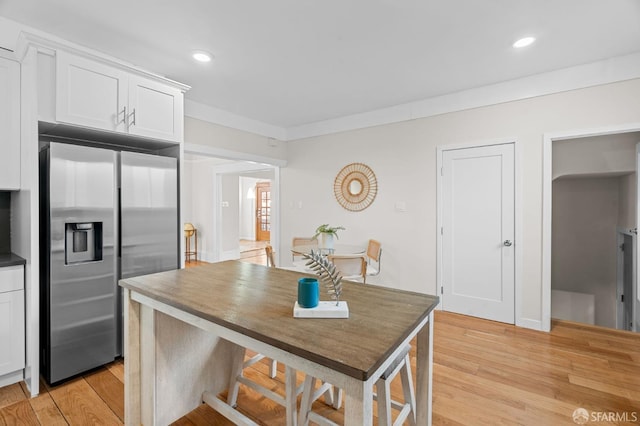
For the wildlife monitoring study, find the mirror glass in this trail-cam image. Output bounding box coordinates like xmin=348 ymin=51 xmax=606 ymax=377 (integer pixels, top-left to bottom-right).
xmin=349 ymin=179 xmax=363 ymax=195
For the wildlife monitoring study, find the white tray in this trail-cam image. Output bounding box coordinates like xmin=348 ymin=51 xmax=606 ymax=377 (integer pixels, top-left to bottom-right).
xmin=293 ymin=301 xmax=349 ymax=318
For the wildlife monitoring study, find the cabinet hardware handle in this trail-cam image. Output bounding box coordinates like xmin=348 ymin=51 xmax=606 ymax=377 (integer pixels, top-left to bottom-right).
xmin=503 ymin=240 xmax=513 ymax=247
xmin=129 ymin=108 xmax=136 ymax=126
xmin=118 ymin=106 xmax=127 ymax=125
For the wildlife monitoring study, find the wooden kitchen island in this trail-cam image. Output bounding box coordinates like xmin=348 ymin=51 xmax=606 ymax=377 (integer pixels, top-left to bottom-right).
xmin=119 ymin=260 xmax=439 ymax=425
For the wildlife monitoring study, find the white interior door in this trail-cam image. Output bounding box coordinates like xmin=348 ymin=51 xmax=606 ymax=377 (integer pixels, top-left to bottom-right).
xmin=441 ymin=143 xmax=515 ymax=323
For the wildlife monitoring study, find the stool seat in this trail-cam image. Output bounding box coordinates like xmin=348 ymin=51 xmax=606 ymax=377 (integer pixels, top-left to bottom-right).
xmin=298 ymin=344 xmax=416 ymax=426
xmin=380 ymin=344 xmax=411 ymax=380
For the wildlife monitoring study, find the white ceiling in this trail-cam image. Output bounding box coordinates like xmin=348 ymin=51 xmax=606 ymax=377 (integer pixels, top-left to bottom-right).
xmin=1 ymin=0 xmax=639 ymax=131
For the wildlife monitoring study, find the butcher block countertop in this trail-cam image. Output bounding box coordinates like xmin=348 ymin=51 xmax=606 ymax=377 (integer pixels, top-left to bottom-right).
xmin=119 ymin=260 xmax=439 ymax=380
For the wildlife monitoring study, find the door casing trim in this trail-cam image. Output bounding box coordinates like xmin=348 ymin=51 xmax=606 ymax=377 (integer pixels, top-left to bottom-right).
xmin=542 ymin=122 xmax=640 ymax=332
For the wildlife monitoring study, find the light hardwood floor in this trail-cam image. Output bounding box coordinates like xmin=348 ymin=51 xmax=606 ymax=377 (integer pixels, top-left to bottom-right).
xmin=184 ymin=240 xmax=269 ymax=269
xmin=239 ymin=239 xmax=269 ymax=265
xmin=1 ymin=311 xmax=638 ymax=425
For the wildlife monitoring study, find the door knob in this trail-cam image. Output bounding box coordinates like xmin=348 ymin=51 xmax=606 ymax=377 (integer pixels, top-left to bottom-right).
xmin=503 ymin=240 xmax=513 ymax=247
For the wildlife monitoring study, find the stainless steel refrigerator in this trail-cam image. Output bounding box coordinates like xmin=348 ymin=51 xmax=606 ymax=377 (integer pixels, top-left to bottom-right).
xmin=39 ymin=142 xmax=178 ymax=384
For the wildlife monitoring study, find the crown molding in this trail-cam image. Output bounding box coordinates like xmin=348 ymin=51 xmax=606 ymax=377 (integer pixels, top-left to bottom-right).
xmin=16 ymin=31 xmax=190 ymax=92
xmin=185 ymin=51 xmax=640 ymax=142
xmin=184 ymin=100 xmax=288 ymax=141
xmin=286 ymin=51 xmax=640 ymax=140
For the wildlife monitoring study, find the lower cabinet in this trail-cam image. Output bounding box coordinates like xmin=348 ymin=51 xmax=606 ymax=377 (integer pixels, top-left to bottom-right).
xmin=0 ymin=265 xmax=25 ymax=387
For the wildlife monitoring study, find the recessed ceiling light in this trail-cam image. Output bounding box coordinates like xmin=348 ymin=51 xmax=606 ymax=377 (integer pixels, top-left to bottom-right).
xmin=192 ymin=51 xmax=213 ymax=63
xmin=513 ymin=36 xmax=536 ymax=48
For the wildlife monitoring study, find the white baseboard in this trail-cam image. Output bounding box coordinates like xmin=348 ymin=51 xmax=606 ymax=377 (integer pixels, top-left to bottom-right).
xmin=192 ymin=250 xmax=241 ymax=263
xmin=0 ymin=369 xmax=23 ymax=388
xmin=516 ymin=317 xmax=543 ymax=331
xmin=220 ymin=249 xmax=241 ymax=261
xmin=196 ymin=251 xmax=216 ymax=263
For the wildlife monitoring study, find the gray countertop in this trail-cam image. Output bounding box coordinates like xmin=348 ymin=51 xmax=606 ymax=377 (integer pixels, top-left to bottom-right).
xmin=0 ymin=253 xmax=26 ymax=268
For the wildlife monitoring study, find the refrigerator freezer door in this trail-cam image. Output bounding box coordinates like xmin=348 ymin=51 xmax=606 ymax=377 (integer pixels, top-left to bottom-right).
xmin=46 ymin=143 xmax=118 ymax=384
xmin=120 ymin=152 xmax=178 ymax=279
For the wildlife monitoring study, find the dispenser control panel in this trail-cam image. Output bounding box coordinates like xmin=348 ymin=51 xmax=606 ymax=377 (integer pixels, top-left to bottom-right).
xmin=64 ymin=222 xmax=103 ymax=265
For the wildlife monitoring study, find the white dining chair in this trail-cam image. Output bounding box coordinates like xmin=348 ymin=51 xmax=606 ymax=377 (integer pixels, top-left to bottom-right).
xmin=365 ymin=239 xmax=382 ymax=278
xmin=327 ymin=254 xmax=367 ymax=283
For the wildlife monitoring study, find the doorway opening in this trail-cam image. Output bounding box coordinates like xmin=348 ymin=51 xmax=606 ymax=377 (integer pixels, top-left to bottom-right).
xmin=182 ymin=148 xmax=283 ymax=266
xmin=543 ymin=125 xmax=640 ymax=332
xmin=255 ymin=181 xmax=271 ymax=242
xmin=239 ymin=177 xmax=272 ymax=265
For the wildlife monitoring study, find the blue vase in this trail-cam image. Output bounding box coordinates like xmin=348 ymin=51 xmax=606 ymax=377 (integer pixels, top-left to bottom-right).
xmin=298 ymin=277 xmax=319 ymax=308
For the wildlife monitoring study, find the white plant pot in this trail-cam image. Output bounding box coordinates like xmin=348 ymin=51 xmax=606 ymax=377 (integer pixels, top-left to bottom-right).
xmin=321 ymin=233 xmax=334 ymax=250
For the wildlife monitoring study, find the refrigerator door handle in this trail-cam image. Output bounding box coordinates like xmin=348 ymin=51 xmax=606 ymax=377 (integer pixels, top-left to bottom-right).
xmin=117 ymin=187 xmax=122 ymax=259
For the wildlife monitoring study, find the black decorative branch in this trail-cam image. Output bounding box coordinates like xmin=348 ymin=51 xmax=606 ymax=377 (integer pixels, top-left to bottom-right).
xmin=303 ymin=250 xmax=343 ymax=305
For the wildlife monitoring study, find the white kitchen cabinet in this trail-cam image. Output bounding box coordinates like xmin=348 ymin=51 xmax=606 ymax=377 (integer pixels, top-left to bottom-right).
xmin=55 ymin=51 xmax=184 ymax=143
xmin=0 ymin=265 xmax=25 ymax=384
xmin=127 ymin=75 xmax=183 ymax=142
xmin=0 ymin=56 xmax=20 ymax=190
xmin=56 ymin=51 xmax=128 ymax=133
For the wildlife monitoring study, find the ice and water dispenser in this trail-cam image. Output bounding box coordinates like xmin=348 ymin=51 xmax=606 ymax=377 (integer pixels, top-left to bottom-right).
xmin=65 ymin=222 xmax=103 ymax=264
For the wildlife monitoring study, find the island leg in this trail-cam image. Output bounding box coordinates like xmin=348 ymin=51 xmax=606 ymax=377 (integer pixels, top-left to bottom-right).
xmin=343 ymin=378 xmax=373 ymax=426
xmin=124 ymin=288 xmax=141 ymax=426
xmin=416 ymin=311 xmax=434 ymax=426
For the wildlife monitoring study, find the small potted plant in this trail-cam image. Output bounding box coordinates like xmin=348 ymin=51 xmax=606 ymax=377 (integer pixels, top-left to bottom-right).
xmin=313 ymin=224 xmax=345 ymax=250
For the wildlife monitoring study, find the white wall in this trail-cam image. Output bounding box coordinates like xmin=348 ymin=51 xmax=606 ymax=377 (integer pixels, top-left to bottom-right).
xmin=182 ymin=157 xmax=217 ymax=261
xmin=618 ymin=172 xmax=637 ymax=229
xmin=239 ymin=177 xmax=258 ymax=240
xmin=282 ymin=78 xmax=640 ymax=326
xmin=551 ymin=177 xmax=620 ymax=328
xmin=185 ymin=116 xmax=287 ymax=161
xmin=552 ymin=133 xmax=639 ymax=180
xmin=221 ymin=174 xmax=240 ymax=257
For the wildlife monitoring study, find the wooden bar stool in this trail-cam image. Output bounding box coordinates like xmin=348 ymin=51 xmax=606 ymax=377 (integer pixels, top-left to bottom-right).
xmin=227 ymin=247 xmax=303 ymax=425
xmin=298 ymin=345 xmax=415 ymax=426
xmin=227 ymin=348 xmax=302 ymax=426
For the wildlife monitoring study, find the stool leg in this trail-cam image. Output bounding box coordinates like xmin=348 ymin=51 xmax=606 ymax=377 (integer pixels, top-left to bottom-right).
xmin=400 ymin=354 xmax=417 ymax=426
xmin=269 ymin=359 xmax=278 ymax=378
xmin=331 ymin=387 xmax=343 ymax=409
xmin=322 ymin=382 xmax=333 ymax=406
xmin=285 ymin=366 xmax=298 ymax=426
xmin=376 ymin=377 xmax=392 ymax=426
xmin=226 ymin=346 xmax=247 ymax=408
xmin=298 ymin=375 xmax=316 ymax=426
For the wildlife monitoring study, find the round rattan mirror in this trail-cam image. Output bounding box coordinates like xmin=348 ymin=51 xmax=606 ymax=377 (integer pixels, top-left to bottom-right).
xmin=333 ymin=163 xmax=378 ymax=211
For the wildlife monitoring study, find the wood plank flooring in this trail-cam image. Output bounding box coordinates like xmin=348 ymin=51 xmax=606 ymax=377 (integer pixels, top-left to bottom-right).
xmin=1 ymin=313 xmax=638 ymax=425
xmin=239 ymin=239 xmax=269 ymax=265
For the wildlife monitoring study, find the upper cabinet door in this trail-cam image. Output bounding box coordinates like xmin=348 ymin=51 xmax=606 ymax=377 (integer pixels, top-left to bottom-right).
xmin=127 ymin=76 xmax=183 ymax=143
xmin=0 ymin=57 xmax=20 ymax=190
xmin=56 ymin=51 xmax=128 ymax=133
